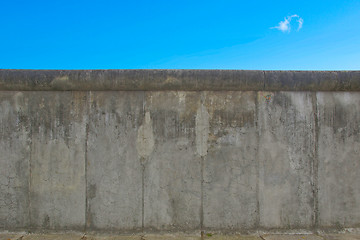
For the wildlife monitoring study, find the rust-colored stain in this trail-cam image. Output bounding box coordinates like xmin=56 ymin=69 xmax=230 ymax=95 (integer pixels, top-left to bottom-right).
xmin=264 ymin=94 xmax=272 ymax=103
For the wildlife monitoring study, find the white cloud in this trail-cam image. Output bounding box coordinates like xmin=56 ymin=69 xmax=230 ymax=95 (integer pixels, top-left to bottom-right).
xmin=297 ymin=17 xmax=304 ymax=30
xmin=271 ymin=14 xmax=303 ymax=32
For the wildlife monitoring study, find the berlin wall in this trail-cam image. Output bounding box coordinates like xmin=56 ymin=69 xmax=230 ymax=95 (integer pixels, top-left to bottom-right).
xmin=0 ymin=70 xmax=359 ymax=233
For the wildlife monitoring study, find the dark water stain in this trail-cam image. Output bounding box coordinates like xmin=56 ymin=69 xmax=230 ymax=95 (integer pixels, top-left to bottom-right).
xmin=211 ymin=109 xmax=255 ymax=128
xmin=42 ymin=214 xmax=50 ymax=228
xmin=88 ymin=184 xmax=97 ymax=200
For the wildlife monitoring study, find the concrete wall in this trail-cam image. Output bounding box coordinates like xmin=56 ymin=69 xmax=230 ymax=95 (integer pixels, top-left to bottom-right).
xmin=0 ymin=70 xmax=360 ymax=233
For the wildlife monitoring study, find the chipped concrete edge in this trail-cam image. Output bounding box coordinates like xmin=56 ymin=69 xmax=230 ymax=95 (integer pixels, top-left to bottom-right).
xmin=0 ymin=70 xmax=360 ymax=91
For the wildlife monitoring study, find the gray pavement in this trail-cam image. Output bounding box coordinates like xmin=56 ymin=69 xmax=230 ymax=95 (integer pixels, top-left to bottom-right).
xmin=1 ymin=233 xmax=360 ymax=240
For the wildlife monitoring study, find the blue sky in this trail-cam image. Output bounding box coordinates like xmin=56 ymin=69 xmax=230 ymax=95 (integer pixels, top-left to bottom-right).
xmin=1 ymin=0 xmax=359 ymax=70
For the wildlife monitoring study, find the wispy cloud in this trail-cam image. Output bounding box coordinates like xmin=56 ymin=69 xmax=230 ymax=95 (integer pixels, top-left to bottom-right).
xmin=297 ymin=17 xmax=303 ymax=30
xmin=271 ymin=14 xmax=303 ymax=32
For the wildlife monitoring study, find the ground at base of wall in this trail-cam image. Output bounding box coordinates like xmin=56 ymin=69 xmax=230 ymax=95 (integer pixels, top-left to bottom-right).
xmin=1 ymin=233 xmax=360 ymax=240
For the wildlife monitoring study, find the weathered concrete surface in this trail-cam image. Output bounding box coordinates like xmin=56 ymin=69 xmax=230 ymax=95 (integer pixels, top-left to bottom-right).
xmin=87 ymin=235 xmax=140 ymax=240
xmin=317 ymin=93 xmax=360 ymax=227
xmin=203 ymin=236 xmax=260 ymax=240
xmin=257 ymin=92 xmax=315 ymax=228
xmin=0 ymin=70 xmax=262 ymax=91
xmin=0 ymin=92 xmax=30 ymax=230
xmin=144 ymin=233 xmax=200 ymax=240
xmin=22 ymin=233 xmax=84 ymax=240
xmin=263 ymin=71 xmax=351 ymax=91
xmin=29 ymin=92 xmax=87 ymax=230
xmin=203 ymin=92 xmax=258 ymax=230
xmin=0 ymin=233 xmax=26 ymax=240
xmin=1 ymin=70 xmax=360 ymax=91
xmin=3 ymin=233 xmax=360 ymax=240
xmin=0 ymin=233 xmax=262 ymax=240
xmin=18 ymin=233 xmax=139 ymax=240
xmin=1 ymin=70 xmax=360 ymax=233
xmin=261 ymin=234 xmax=323 ymax=240
xmin=143 ymin=92 xmax=201 ymax=231
xmin=322 ymin=234 xmax=360 ymax=240
xmin=86 ymin=92 xmax=144 ymax=232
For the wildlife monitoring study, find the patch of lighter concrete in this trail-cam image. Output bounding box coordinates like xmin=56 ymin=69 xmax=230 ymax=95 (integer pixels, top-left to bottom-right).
xmin=137 ymin=111 xmax=155 ymax=160
xmin=195 ymin=104 xmax=209 ymax=157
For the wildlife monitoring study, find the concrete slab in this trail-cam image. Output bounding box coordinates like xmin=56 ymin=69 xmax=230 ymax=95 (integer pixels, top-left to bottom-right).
xmin=203 ymin=92 xmax=258 ymax=230
xmin=22 ymin=234 xmax=140 ymax=240
xmin=23 ymin=233 xmax=84 ymax=240
xmin=322 ymin=234 xmax=360 ymax=240
xmin=143 ymin=92 xmax=202 ymax=231
xmin=203 ymin=234 xmax=261 ymax=240
xmin=143 ymin=233 xmax=200 ymax=240
xmin=317 ymin=92 xmax=360 ymax=227
xmin=86 ymin=92 xmax=144 ymax=232
xmin=87 ymin=235 xmax=140 ymax=240
xmin=3 ymin=70 xmax=360 ymax=92
xmin=261 ymin=235 xmax=323 ymax=240
xmin=0 ymin=233 xmax=262 ymax=240
xmin=0 ymin=233 xmax=26 ymax=240
xmin=3 ymin=234 xmax=360 ymax=240
xmin=0 ymin=92 xmax=30 ymax=229
xmin=29 ymin=92 xmax=88 ymax=230
xmin=257 ymin=92 xmax=315 ymax=228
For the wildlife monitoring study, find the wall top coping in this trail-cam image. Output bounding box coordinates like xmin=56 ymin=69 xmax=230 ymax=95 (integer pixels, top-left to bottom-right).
xmin=1 ymin=69 xmax=360 ymax=91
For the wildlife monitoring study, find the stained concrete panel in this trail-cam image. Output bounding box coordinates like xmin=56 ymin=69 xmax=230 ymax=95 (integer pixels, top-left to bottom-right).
xmin=0 ymin=92 xmax=30 ymax=229
xmin=317 ymin=92 xmax=360 ymax=227
xmin=258 ymin=92 xmax=315 ymax=228
xmin=203 ymin=92 xmax=258 ymax=230
xmin=86 ymin=92 xmax=143 ymax=232
xmin=29 ymin=92 xmax=87 ymax=230
xmin=143 ymin=91 xmax=202 ymax=231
